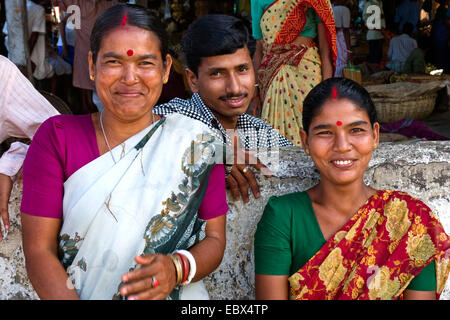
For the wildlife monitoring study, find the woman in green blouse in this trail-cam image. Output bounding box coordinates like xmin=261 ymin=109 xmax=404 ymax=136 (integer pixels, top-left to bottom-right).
xmin=254 ymin=78 xmax=450 ymax=300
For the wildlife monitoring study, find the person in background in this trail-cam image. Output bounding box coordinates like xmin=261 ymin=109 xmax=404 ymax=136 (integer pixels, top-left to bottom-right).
xmin=21 ymin=4 xmax=227 ymax=300
xmin=332 ymin=0 xmax=352 ymax=77
xmin=0 ymin=55 xmax=59 ymax=242
xmin=362 ymin=0 xmax=386 ymax=68
xmin=394 ymin=0 xmax=421 ymax=33
xmin=430 ymin=0 xmax=449 ymax=74
xmin=251 ymin=0 xmax=336 ymax=146
xmin=402 ymin=36 xmax=428 ymax=74
xmin=3 ymin=0 xmax=54 ymax=80
xmin=57 ymin=9 xmax=76 ymax=66
xmin=46 ymin=36 xmax=73 ymax=101
xmin=156 ymin=49 xmax=187 ymax=105
xmin=254 ymin=77 xmax=450 ymax=300
xmin=154 ymin=14 xmax=293 ymax=204
xmin=386 ymin=22 xmax=417 ymax=73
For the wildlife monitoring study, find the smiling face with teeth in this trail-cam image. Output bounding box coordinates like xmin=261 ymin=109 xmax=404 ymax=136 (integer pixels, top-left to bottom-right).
xmin=185 ymin=46 xmax=255 ymax=129
xmin=89 ymin=26 xmax=172 ymax=123
xmin=300 ymin=98 xmax=380 ymax=186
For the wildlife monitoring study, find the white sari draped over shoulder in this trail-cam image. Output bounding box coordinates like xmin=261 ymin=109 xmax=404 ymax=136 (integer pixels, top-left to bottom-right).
xmin=58 ymin=114 xmax=222 ymax=300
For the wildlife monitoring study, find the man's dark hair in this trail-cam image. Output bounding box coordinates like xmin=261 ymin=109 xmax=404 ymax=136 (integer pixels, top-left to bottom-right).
xmin=402 ymin=22 xmax=414 ymax=36
xmin=181 ymin=14 xmax=250 ymax=76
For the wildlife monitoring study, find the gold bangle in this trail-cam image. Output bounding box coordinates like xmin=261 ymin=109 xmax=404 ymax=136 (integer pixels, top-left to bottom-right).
xmin=168 ymin=254 xmax=183 ymax=286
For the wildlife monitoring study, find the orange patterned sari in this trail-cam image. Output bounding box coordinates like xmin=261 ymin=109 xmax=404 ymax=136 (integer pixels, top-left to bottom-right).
xmin=258 ymin=0 xmax=337 ymax=146
xmin=288 ymin=190 xmax=450 ymax=300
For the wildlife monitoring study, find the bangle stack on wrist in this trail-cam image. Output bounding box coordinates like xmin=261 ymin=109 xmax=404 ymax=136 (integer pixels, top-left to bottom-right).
xmin=174 ymin=252 xmax=189 ymax=284
xmin=167 ymin=250 xmax=197 ymax=286
xmin=168 ymin=254 xmax=183 ymax=286
xmin=168 ymin=250 xmax=197 ymax=287
xmin=175 ymin=250 xmax=196 ymax=286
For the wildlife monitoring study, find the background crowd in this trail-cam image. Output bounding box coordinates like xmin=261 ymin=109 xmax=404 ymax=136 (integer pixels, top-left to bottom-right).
xmin=0 ymin=0 xmax=448 ymax=117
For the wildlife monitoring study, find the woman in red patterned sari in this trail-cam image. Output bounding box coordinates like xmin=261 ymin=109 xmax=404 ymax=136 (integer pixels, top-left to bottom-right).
xmin=250 ymin=0 xmax=337 ymax=146
xmin=254 ymin=78 xmax=450 ymax=300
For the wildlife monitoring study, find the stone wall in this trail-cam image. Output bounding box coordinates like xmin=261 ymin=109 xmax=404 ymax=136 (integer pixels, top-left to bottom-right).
xmin=1 ymin=141 xmax=449 ymax=300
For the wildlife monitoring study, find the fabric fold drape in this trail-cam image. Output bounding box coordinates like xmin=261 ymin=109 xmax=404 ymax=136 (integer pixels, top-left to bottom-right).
xmin=288 ymin=190 xmax=450 ymax=300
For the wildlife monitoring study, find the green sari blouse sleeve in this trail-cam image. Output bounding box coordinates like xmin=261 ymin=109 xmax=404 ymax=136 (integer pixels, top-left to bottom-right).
xmin=299 ymin=8 xmax=322 ymax=38
xmin=254 ymin=196 xmax=293 ymax=275
xmin=407 ymin=260 xmax=436 ymax=291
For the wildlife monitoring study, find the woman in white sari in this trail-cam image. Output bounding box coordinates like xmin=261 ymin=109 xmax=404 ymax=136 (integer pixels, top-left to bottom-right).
xmin=21 ymin=4 xmax=228 ymax=300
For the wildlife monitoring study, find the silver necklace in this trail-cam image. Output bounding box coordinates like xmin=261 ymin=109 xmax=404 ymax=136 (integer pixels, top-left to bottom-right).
xmin=100 ymin=111 xmax=117 ymax=164
xmin=99 ymin=111 xmax=157 ymax=164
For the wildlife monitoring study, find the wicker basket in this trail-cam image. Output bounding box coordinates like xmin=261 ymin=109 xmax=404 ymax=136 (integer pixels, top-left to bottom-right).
xmin=372 ymin=93 xmax=437 ymax=123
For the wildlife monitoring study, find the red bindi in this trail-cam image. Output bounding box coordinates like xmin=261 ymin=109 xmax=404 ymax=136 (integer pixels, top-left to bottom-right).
xmin=127 ymin=49 xmax=134 ymax=56
xmin=332 ymin=87 xmax=338 ymax=99
xmin=336 ymin=121 xmax=343 ymax=126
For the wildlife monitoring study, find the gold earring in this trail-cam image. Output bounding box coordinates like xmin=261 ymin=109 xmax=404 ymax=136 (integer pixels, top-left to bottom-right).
xmin=305 ymin=149 xmax=310 ymax=155
xmin=163 ymin=78 xmax=168 ymax=84
xmin=373 ymin=143 xmax=378 ymax=149
xmin=90 ymin=74 xmax=94 ymax=81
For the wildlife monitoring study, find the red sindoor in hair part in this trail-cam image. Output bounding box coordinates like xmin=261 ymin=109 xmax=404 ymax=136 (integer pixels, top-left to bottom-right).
xmin=332 ymin=87 xmax=338 ymax=99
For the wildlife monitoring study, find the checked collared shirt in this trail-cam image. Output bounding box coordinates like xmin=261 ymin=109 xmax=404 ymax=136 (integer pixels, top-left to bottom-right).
xmin=153 ymin=93 xmax=293 ymax=151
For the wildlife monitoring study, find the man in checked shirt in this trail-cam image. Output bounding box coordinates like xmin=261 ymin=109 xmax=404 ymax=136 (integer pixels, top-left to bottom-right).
xmin=154 ymin=14 xmax=293 ymax=204
xmin=0 ymin=55 xmax=59 ymax=241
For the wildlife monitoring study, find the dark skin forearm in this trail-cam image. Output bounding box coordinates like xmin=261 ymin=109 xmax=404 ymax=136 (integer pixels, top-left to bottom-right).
xmin=255 ymin=274 xmax=289 ymax=300
xmin=253 ymin=40 xmax=263 ymax=78
xmin=24 ymin=247 xmax=80 ymax=299
xmin=403 ymin=289 xmax=436 ymax=300
xmin=0 ymin=173 xmax=12 ymax=241
xmin=21 ymin=213 xmax=79 ymax=299
xmin=60 ymin=19 xmax=68 ymax=51
xmin=28 ymin=32 xmax=39 ymax=54
xmin=344 ymin=28 xmax=351 ymax=54
xmin=249 ymin=40 xmax=264 ymax=116
xmin=317 ymin=23 xmax=333 ymax=80
xmin=28 ymin=32 xmax=39 ymax=71
xmin=189 ymin=215 xmax=226 ymax=282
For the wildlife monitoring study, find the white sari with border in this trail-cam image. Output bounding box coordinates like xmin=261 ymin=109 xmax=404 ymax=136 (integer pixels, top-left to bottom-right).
xmin=58 ymin=113 xmax=221 ymax=300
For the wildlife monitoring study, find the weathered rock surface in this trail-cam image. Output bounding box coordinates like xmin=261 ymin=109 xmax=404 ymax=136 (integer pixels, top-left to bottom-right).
xmin=0 ymin=182 xmax=38 ymax=300
xmin=1 ymin=141 xmax=449 ymax=300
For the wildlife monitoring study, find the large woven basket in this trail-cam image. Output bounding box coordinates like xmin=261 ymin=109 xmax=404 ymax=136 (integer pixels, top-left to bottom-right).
xmin=372 ymin=93 xmax=437 ymax=123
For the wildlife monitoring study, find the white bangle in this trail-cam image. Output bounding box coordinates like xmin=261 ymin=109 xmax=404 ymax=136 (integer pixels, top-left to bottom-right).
xmin=174 ymin=249 xmax=196 ymax=286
